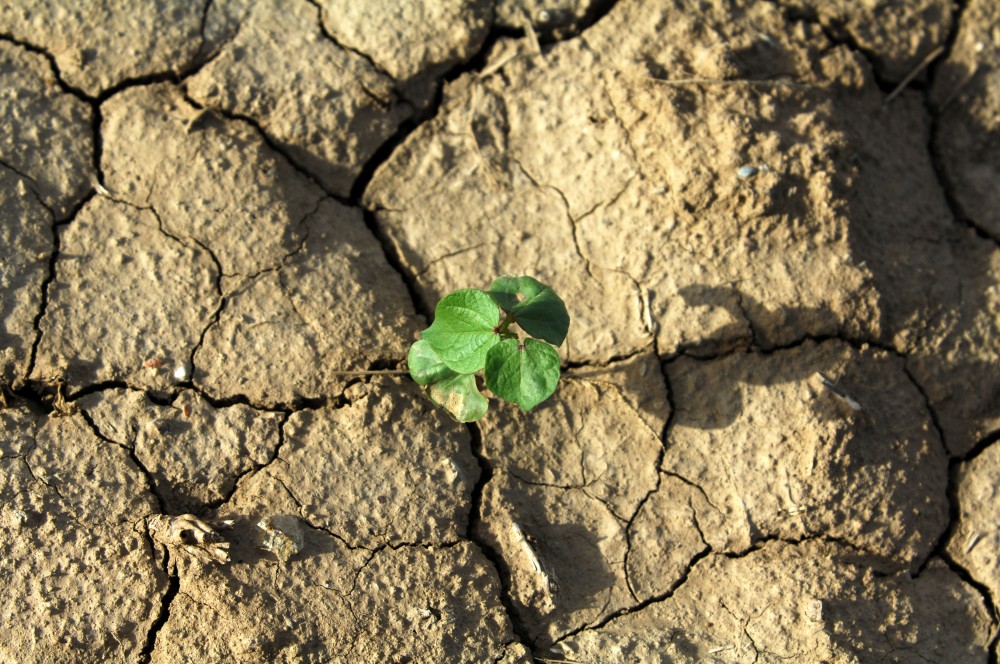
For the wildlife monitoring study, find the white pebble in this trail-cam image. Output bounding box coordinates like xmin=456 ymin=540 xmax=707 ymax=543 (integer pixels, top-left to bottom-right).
xmin=173 ymin=364 xmax=189 ymax=381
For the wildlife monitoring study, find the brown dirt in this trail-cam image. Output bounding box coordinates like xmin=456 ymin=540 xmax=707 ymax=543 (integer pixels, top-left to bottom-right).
xmin=2 ymin=0 xmax=999 ymax=662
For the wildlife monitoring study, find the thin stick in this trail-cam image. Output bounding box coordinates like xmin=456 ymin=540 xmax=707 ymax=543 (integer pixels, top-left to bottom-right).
xmin=647 ymin=76 xmax=801 ymax=89
xmin=884 ymin=45 xmax=945 ymax=106
xmin=325 ymin=369 xmax=409 ymax=376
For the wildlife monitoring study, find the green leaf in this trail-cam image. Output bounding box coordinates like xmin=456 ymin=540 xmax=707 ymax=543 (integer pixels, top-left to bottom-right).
xmin=485 ymin=338 xmax=561 ymax=411
xmin=427 ymin=373 xmax=488 ymax=422
xmin=407 ymin=340 xmax=455 ymax=386
xmin=421 ymin=289 xmax=501 ymax=374
xmin=487 ymin=275 xmax=570 ymax=346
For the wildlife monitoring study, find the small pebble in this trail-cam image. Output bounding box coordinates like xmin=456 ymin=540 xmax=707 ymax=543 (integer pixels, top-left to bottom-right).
xmin=258 ymin=515 xmax=304 ymax=565
xmin=173 ymin=364 xmax=189 ymax=381
xmin=737 ymin=165 xmax=758 ymax=179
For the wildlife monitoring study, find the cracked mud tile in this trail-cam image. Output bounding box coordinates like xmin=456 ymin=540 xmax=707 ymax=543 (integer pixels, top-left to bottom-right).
xmin=0 ymin=41 xmax=94 ymax=218
xmin=0 ymin=1 xmax=205 ymax=98
xmin=194 ymin=201 xmax=419 ymax=406
xmin=31 ymin=196 xmax=218 ymax=394
xmin=565 ymin=351 xmax=670 ymax=435
xmin=365 ymin=63 xmax=649 ymax=365
xmin=773 ymin=0 xmax=953 ymax=83
xmin=0 ymin=171 xmax=52 ymax=386
xmin=480 ymin=380 xmax=661 ymax=519
xmin=473 ymin=379 xmax=665 ymax=647
xmin=230 ymin=380 xmax=478 ymax=549
xmin=625 ymin=474 xmax=715 ymax=603
xmin=931 ymin=0 xmax=1000 ymax=239
xmin=477 ymin=475 xmax=631 ymax=649
xmin=559 ymin=539 xmax=993 ymax=663
xmin=187 ymin=0 xmax=413 ymax=197
xmin=314 ymin=0 xmax=491 ymax=108
xmin=152 ymin=526 xmax=519 ymax=662
xmin=579 ymin=68 xmax=884 ymax=355
xmin=948 ymin=439 xmax=1000 ymax=604
xmin=582 ymin=59 xmax=967 ymax=359
xmin=149 ymin=517 xmax=367 ymax=662
xmin=351 ymin=543 xmax=521 ymax=662
xmin=78 ymin=388 xmax=282 ymax=513
xmin=583 ymin=0 xmax=832 ymax=81
xmin=905 ymin=234 xmax=1000 ymax=456
xmin=664 ymin=340 xmax=948 ymax=570
xmin=101 ymin=83 xmax=324 ymax=279
xmin=0 ymin=406 xmax=166 ymax=663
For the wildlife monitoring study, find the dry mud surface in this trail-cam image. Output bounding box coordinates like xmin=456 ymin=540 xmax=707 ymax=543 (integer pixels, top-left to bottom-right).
xmin=2 ymin=1 xmax=1000 ymax=662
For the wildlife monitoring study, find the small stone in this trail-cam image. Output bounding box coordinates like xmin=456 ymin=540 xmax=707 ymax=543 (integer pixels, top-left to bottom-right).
xmin=736 ymin=164 xmax=758 ymax=179
xmin=257 ymin=514 xmax=305 ymax=565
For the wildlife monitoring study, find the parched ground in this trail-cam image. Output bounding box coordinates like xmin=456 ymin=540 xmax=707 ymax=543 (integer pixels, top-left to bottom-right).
xmin=2 ymin=0 xmax=1000 ymax=662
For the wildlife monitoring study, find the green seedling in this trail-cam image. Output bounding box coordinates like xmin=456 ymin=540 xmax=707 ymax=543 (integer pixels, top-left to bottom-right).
xmin=408 ymin=275 xmax=570 ymax=422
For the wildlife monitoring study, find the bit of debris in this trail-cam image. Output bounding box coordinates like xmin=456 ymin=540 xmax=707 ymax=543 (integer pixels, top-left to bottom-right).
xmin=511 ymin=521 xmax=557 ymax=596
xmin=148 ymin=514 xmax=232 ymax=564
xmin=736 ymin=165 xmax=758 ymax=179
xmin=815 ymin=372 xmax=862 ymax=411
xmin=965 ymin=531 xmax=983 ymax=554
xmin=173 ymin=364 xmax=189 ymax=382
xmin=257 ymin=514 xmax=305 ymax=565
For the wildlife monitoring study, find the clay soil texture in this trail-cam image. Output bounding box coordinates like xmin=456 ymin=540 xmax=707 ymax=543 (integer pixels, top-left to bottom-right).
xmin=2 ymin=0 xmax=1000 ymax=662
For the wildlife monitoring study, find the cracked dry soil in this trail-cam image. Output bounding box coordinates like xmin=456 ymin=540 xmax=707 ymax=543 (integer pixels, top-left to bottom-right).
xmin=2 ymin=0 xmax=1000 ymax=662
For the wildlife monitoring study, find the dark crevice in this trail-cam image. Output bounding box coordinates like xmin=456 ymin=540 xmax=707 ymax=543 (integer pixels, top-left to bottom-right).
xmin=79 ymin=407 xmax=167 ymax=515
xmin=556 ymin=545 xmax=712 ymax=645
xmin=139 ymin=549 xmax=179 ymax=664
xmin=198 ymin=0 xmax=213 ymax=45
xmin=301 ymin=0 xmax=399 ymax=89
xmin=622 ymin=472 xmax=663 ymax=602
xmin=203 ymin=410 xmax=292 ymax=512
xmin=346 ymin=22 xmax=525 ymax=323
xmin=463 ymin=420 xmax=536 ymax=654
xmin=192 ymin=387 xmax=339 ymax=413
xmin=916 ymin=427 xmax=1000 ymax=654
xmin=721 ymin=532 xmax=864 ymax=561
xmin=547 ymin=0 xmax=621 ymax=42
xmin=934 ymin=548 xmax=1000 ymax=661
xmin=623 ymin=337 xmax=674 ymax=601
xmin=903 ymin=363 xmax=957 ymax=575
xmin=921 ymin=0 xmax=999 ymax=245
xmin=925 ymin=106 xmax=1000 ymax=246
xmin=360 ymin=208 xmax=432 ymax=321
xmin=928 ymin=0 xmax=970 ymax=106
xmin=902 ymin=365 xmax=948 ymax=457
xmin=0 ymin=34 xmax=92 ymax=100
xmin=563 ymin=345 xmax=654 ymax=372
xmin=66 ymin=380 xmax=132 ymax=401
xmin=350 ymin=23 xmax=523 ymax=205
xmin=349 ymin=112 xmax=433 ymax=203
xmin=91 ymin=99 xmax=105 ymax=187
xmin=178 ymin=91 xmax=344 ymax=202
xmin=25 ymin=189 xmax=97 ymax=385
xmin=770 ymin=4 xmax=895 ymax=92
xmin=0 ymin=157 xmax=38 ymax=187
xmin=661 ymin=331 xmax=893 ymax=368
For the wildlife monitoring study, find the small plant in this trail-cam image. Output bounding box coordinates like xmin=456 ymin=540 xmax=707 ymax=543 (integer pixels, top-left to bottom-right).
xmin=408 ymin=275 xmax=570 ymax=422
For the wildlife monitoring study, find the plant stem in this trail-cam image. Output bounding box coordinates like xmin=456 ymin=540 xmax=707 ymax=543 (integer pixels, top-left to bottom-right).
xmin=325 ymin=369 xmax=410 ymax=375
xmin=497 ymin=311 xmax=516 ymax=336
